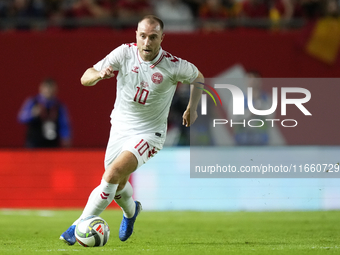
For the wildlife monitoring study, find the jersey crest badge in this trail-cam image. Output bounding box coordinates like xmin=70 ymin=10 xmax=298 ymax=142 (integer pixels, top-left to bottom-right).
xmin=151 ymin=72 xmax=163 ymax=84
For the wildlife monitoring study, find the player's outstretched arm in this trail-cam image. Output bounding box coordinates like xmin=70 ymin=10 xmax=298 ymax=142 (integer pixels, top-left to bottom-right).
xmin=80 ymin=66 xmax=115 ymax=86
xmin=182 ymin=71 xmax=204 ymax=127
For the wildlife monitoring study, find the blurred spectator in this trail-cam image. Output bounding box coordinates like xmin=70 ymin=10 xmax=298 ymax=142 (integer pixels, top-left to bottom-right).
xmin=287 ymin=0 xmax=340 ymax=23
xmin=7 ymin=0 xmax=46 ymax=30
xmin=53 ymin=0 xmax=114 ymax=29
xmin=240 ymin=0 xmax=297 ymax=28
xmin=241 ymin=0 xmax=271 ymax=18
xmin=0 ymin=0 xmax=334 ymax=31
xmin=116 ymin=0 xmax=152 ymax=28
xmin=63 ymin=0 xmax=112 ymax=18
xmin=199 ymin=0 xmax=229 ymax=31
xmin=325 ymin=0 xmax=339 ymax=17
xmin=223 ymin=0 xmax=243 ymax=18
xmin=284 ymin=0 xmax=303 ymax=20
xmin=240 ymin=0 xmax=293 ymax=18
xmin=283 ymin=0 xmax=338 ymax=22
xmin=298 ymin=0 xmax=324 ymax=20
xmin=0 ymin=1 xmax=10 ymax=18
xmin=154 ymin=0 xmax=195 ymax=32
xmin=183 ymin=0 xmax=204 ymax=17
xmin=232 ymin=71 xmax=273 ymax=146
xmin=18 ymin=78 xmax=72 ymax=148
xmin=45 ymin=0 xmax=64 ymax=22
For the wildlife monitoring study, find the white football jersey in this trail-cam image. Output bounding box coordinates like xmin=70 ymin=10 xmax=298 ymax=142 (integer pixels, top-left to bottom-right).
xmin=93 ymin=43 xmax=199 ymax=136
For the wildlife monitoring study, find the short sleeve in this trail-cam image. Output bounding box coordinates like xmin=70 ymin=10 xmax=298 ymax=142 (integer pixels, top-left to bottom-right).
xmin=93 ymin=44 xmax=128 ymax=72
xmin=176 ymin=60 xmax=199 ymax=84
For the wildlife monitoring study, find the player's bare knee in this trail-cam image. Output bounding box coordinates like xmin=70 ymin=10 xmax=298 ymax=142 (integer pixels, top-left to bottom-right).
xmin=103 ymin=166 xmax=124 ymax=184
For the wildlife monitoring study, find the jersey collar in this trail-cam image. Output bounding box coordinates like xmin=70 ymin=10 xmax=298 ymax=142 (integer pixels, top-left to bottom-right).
xmin=137 ymin=47 xmax=165 ymax=69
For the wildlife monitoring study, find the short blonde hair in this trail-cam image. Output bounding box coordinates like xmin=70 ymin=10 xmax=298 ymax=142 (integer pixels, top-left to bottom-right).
xmin=138 ymin=15 xmax=164 ymax=32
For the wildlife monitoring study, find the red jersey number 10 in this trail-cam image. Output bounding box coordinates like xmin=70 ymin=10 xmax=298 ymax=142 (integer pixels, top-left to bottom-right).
xmin=134 ymin=87 xmax=149 ymax=105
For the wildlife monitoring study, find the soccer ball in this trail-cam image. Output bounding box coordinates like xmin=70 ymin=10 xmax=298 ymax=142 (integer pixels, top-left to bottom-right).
xmin=75 ymin=215 xmax=110 ymax=247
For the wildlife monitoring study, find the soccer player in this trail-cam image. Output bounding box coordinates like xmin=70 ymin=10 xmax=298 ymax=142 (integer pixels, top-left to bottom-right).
xmin=60 ymin=15 xmax=204 ymax=245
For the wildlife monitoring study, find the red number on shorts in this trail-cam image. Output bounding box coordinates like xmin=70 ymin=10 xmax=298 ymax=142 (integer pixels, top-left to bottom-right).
xmin=134 ymin=87 xmax=149 ymax=105
xmin=134 ymin=139 xmax=149 ymax=156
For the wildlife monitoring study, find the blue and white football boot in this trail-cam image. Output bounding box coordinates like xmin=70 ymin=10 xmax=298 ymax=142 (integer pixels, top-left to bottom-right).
xmin=59 ymin=225 xmax=76 ymax=245
xmin=119 ymin=201 xmax=142 ymax=241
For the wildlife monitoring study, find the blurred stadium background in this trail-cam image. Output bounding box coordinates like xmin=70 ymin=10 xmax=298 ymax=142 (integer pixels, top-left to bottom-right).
xmin=1 ymin=0 xmax=340 ymax=212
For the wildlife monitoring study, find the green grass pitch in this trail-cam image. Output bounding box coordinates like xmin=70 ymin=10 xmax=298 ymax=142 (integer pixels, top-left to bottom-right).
xmin=0 ymin=209 xmax=339 ymax=255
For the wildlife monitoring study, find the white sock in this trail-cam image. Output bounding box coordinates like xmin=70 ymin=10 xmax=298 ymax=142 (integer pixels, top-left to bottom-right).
xmin=114 ymin=181 xmax=136 ymax=218
xmin=72 ymin=179 xmax=118 ymax=225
